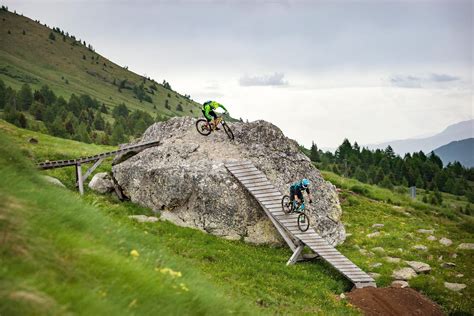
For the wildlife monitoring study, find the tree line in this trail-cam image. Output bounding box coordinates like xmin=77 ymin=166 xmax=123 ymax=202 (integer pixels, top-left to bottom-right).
xmin=0 ymin=80 xmax=159 ymax=145
xmin=308 ymin=139 xmax=474 ymax=202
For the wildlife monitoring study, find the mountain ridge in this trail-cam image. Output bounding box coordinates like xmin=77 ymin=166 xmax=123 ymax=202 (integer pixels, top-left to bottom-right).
xmin=433 ymin=138 xmax=474 ymax=167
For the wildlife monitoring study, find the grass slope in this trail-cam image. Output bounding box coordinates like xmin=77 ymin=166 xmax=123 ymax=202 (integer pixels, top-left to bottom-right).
xmin=0 ymin=9 xmax=200 ymax=118
xmin=1 ymin=119 xmax=472 ymax=314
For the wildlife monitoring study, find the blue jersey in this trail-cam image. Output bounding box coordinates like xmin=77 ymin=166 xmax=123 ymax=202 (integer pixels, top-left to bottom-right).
xmin=290 ymin=180 xmax=310 ymax=194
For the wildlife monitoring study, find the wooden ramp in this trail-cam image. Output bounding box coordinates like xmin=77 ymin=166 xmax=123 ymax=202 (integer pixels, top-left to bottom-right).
xmin=225 ymin=160 xmax=376 ymax=289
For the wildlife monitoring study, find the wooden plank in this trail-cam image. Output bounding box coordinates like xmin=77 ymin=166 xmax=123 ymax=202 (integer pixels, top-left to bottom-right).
xmin=232 ymin=170 xmax=263 ymax=177
xmin=227 ymin=166 xmax=258 ymax=172
xmin=254 ymin=191 xmax=281 ymax=197
xmin=238 ymin=175 xmax=268 ymax=181
xmin=240 ymin=179 xmax=269 ymax=185
xmin=246 ymin=184 xmax=275 ymax=190
xmin=77 ymin=163 xmax=84 ymax=195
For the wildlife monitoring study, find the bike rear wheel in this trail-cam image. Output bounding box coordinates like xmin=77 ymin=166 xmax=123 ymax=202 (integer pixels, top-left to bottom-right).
xmin=222 ymin=122 xmax=234 ymax=140
xmin=196 ymin=119 xmax=212 ymax=136
xmin=281 ymin=195 xmax=292 ymax=214
xmin=297 ymin=213 xmax=310 ymax=232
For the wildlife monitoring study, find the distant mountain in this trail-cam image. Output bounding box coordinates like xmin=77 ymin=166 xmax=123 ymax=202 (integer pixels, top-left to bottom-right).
xmin=367 ymin=119 xmax=474 ymax=155
xmin=433 ymin=138 xmax=474 ymax=167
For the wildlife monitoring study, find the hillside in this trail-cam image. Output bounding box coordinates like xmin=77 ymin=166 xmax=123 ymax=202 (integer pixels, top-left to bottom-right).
xmin=0 ymin=119 xmax=473 ymax=315
xmin=367 ymin=119 xmax=474 ymax=155
xmin=434 ymin=138 xmax=474 ymax=168
xmin=0 ymin=8 xmax=200 ymax=118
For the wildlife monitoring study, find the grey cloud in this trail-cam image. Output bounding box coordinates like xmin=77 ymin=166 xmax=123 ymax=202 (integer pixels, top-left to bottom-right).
xmin=430 ymin=73 xmax=460 ymax=82
xmin=390 ymin=73 xmax=461 ymax=88
xmin=390 ymin=75 xmax=422 ymax=88
xmin=239 ymin=72 xmax=288 ymax=87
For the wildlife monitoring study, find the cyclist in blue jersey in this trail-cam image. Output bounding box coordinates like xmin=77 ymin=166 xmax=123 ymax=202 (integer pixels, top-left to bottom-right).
xmin=289 ymin=178 xmax=313 ymax=211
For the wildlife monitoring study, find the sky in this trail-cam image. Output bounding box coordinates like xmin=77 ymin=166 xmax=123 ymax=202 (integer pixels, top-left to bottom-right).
xmin=5 ymin=0 xmax=473 ymax=148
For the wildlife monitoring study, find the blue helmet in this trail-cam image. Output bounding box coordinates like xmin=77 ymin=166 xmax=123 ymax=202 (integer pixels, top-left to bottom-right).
xmin=301 ymin=178 xmax=310 ymax=188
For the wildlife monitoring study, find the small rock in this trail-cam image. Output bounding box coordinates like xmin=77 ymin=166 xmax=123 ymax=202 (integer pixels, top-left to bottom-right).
xmin=372 ymin=224 xmax=384 ymax=228
xmin=372 ymin=247 xmax=385 ymax=253
xmin=359 ymin=249 xmax=374 ymax=257
xmin=417 ymin=229 xmax=434 ymax=234
xmin=412 ymin=245 xmax=428 ymax=251
xmin=440 ymin=262 xmax=456 ymax=268
xmin=405 ymin=261 xmax=431 ymax=273
xmin=439 ymin=237 xmax=453 ymax=246
xmin=339 ymin=293 xmax=346 ymax=299
xmin=456 ymin=274 xmax=464 ymax=278
xmin=42 ymin=175 xmax=66 ymax=188
xmin=28 ymin=137 xmax=38 ymax=144
xmin=392 ymin=267 xmax=417 ymax=280
xmin=369 ymin=272 xmax=381 ymax=279
xmin=427 ymin=235 xmax=437 ymax=241
xmin=438 ymin=255 xmax=443 ymax=261
xmin=346 ymin=233 xmax=352 ymax=237
xmin=457 ymin=243 xmax=474 ymax=250
xmin=451 ymin=253 xmax=457 ymax=258
xmin=391 ymin=280 xmax=409 ymax=288
xmin=367 ymin=232 xmax=381 ymax=238
xmin=385 ymin=256 xmax=401 ymax=263
xmin=88 ymin=172 xmax=115 ymax=194
xmin=128 ymin=215 xmax=159 ymax=223
xmin=370 ymin=262 xmax=382 ymax=268
xmin=444 ymin=282 xmax=466 ymax=292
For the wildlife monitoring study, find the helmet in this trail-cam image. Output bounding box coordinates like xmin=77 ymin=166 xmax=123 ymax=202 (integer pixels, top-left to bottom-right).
xmin=301 ymin=178 xmax=310 ymax=189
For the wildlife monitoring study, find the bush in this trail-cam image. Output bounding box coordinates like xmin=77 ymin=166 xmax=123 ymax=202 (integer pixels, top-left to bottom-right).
xmin=350 ymin=185 xmax=369 ymax=195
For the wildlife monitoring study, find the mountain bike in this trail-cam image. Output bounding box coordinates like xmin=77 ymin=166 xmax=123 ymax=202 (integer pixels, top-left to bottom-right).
xmin=195 ymin=114 xmax=234 ymax=140
xmin=281 ymin=195 xmax=310 ymax=232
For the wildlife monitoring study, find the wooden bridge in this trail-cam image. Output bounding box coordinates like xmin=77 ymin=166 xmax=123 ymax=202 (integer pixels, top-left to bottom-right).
xmin=225 ymin=160 xmax=376 ymax=289
xmin=37 ymin=140 xmax=160 ymax=195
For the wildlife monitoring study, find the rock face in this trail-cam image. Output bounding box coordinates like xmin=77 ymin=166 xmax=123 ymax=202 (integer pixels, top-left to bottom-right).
xmin=405 ymin=261 xmax=431 ymax=273
xmin=392 ymin=267 xmax=417 ymax=280
xmin=42 ymin=175 xmax=65 ymax=188
xmin=112 ymin=117 xmax=345 ymax=245
xmin=88 ymin=172 xmax=115 ymax=194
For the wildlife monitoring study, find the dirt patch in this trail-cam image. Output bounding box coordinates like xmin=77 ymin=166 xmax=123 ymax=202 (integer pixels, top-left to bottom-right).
xmin=347 ymin=287 xmax=444 ymax=316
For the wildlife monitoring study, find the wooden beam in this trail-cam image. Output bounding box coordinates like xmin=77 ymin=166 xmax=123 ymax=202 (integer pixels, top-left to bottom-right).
xmin=287 ymin=244 xmax=305 ymax=265
xmin=77 ymin=163 xmax=84 ymax=195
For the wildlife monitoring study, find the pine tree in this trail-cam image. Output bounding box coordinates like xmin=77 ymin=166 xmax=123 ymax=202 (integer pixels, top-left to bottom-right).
xmin=111 ymin=120 xmax=126 ymax=145
xmin=49 ymin=32 xmax=56 ymax=40
xmin=0 ymin=79 xmax=5 ymax=109
xmin=310 ymin=141 xmax=320 ymax=162
xmin=17 ymin=83 xmax=33 ymax=110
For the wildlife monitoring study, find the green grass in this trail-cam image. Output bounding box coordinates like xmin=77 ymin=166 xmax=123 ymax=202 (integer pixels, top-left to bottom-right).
xmin=0 ymin=120 xmax=359 ymax=315
xmin=324 ymin=170 xmax=473 ymax=314
xmin=1 ymin=120 xmax=472 ymax=314
xmin=0 ymin=9 xmax=200 ymax=118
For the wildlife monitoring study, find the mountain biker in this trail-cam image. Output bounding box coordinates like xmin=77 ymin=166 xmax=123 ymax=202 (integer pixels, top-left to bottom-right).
xmin=201 ymin=100 xmax=228 ymax=130
xmin=290 ymin=179 xmax=313 ymax=211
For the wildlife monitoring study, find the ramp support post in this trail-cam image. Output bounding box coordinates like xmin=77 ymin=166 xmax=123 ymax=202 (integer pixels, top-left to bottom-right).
xmin=77 ymin=163 xmax=84 ymax=195
xmin=287 ymin=244 xmax=305 ymax=266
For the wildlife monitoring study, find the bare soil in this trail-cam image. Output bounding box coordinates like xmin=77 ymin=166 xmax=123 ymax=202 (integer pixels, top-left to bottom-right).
xmin=347 ymin=287 xmax=445 ymax=316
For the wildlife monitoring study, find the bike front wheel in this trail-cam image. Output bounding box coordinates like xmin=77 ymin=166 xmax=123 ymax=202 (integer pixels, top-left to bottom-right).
xmin=297 ymin=213 xmax=310 ymax=232
xmin=196 ymin=119 xmax=212 ymax=136
xmin=222 ymin=122 xmax=234 ymax=140
xmin=281 ymin=195 xmax=292 ymax=214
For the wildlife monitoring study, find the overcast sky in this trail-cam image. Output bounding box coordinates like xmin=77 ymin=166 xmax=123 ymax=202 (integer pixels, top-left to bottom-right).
xmin=6 ymin=0 xmax=473 ymax=148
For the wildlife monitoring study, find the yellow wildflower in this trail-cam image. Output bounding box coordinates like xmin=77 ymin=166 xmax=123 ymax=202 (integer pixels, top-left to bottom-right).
xmin=180 ymin=283 xmax=189 ymax=292
xmin=130 ymin=249 xmax=140 ymax=258
xmin=158 ymin=267 xmax=182 ymax=278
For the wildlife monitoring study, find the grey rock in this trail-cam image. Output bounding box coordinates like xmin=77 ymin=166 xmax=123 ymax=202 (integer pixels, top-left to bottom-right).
xmin=112 ymin=117 xmax=345 ymax=245
xmin=359 ymin=249 xmax=374 ymax=257
xmin=439 ymin=237 xmax=453 ymax=246
xmin=128 ymin=215 xmax=159 ymax=223
xmin=405 ymin=261 xmax=431 ymax=273
xmin=456 ymin=274 xmax=464 ymax=278
xmin=367 ymin=232 xmax=381 ymax=238
xmin=88 ymin=172 xmax=115 ymax=194
xmin=440 ymin=262 xmax=456 ymax=268
xmin=451 ymin=253 xmax=457 ymax=258
xmin=417 ymin=229 xmax=434 ymax=234
xmin=444 ymin=282 xmax=466 ymax=291
xmin=42 ymin=175 xmax=66 ymax=188
xmin=372 ymin=247 xmax=385 ymax=253
xmin=370 ymin=262 xmax=382 ymax=268
xmin=457 ymin=243 xmax=474 ymax=250
xmin=392 ymin=267 xmax=417 ymax=280
xmin=391 ymin=280 xmax=409 ymax=288
xmin=369 ymin=272 xmax=381 ymax=279
xmin=385 ymin=256 xmax=401 ymax=263
xmin=427 ymin=235 xmax=437 ymax=241
xmin=412 ymin=245 xmax=428 ymax=251
xmin=372 ymin=223 xmax=384 ymax=228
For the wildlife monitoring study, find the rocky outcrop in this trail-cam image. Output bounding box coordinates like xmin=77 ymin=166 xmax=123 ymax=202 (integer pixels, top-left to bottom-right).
xmin=112 ymin=117 xmax=345 ymax=245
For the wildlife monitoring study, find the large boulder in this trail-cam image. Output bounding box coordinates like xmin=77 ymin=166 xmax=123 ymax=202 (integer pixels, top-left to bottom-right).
xmin=88 ymin=172 xmax=115 ymax=194
xmin=112 ymin=117 xmax=345 ymax=245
